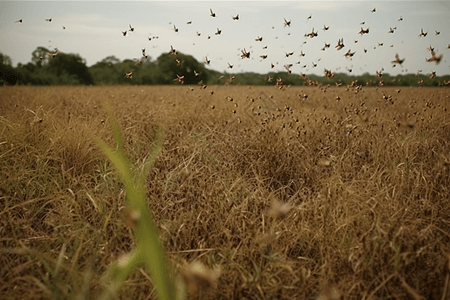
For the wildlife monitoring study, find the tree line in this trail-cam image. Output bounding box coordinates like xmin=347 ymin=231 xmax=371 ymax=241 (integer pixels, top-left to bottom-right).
xmin=1 ymin=47 xmax=449 ymax=86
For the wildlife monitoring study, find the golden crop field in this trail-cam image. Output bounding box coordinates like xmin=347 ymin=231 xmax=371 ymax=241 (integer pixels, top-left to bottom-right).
xmin=1 ymin=85 xmax=450 ymax=300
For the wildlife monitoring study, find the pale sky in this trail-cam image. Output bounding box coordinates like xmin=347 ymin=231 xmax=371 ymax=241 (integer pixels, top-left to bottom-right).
xmin=1 ymin=1 xmax=449 ymax=76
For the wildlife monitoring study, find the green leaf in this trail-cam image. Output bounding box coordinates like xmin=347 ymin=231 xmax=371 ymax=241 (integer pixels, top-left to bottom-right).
xmin=94 ymin=105 xmax=175 ymax=300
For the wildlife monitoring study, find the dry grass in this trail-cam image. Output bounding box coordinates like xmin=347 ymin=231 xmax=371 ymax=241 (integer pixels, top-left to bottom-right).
xmin=1 ymin=84 xmax=450 ymax=300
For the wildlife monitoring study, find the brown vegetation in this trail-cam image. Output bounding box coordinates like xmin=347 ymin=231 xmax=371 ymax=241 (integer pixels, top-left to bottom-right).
xmin=1 ymin=85 xmax=450 ymax=299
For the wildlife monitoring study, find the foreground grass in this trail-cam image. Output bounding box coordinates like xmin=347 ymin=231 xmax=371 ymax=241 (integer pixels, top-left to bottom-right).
xmin=1 ymin=84 xmax=449 ymax=299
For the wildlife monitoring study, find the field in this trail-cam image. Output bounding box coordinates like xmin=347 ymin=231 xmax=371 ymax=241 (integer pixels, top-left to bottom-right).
xmin=1 ymin=84 xmax=450 ymax=300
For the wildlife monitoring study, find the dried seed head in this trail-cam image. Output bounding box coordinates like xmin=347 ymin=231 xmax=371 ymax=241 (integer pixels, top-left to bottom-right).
xmin=319 ymin=159 xmax=332 ymax=167
xmin=317 ymin=286 xmax=341 ymax=300
xmin=117 ymin=250 xmax=139 ymax=269
xmin=122 ymin=207 xmax=141 ymax=228
xmin=255 ymin=232 xmax=277 ymax=245
xmin=179 ymin=169 xmax=189 ymax=183
xmin=181 ymin=261 xmax=221 ymax=295
xmin=268 ymin=199 xmax=291 ymax=219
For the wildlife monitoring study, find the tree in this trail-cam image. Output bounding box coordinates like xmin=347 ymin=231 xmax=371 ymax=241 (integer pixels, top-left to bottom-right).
xmin=134 ymin=59 xmax=157 ymax=85
xmin=100 ymin=55 xmax=121 ymax=66
xmin=0 ymin=52 xmax=19 ymax=85
xmin=31 ymin=47 xmax=51 ymax=68
xmin=89 ymin=55 xmax=158 ymax=85
xmin=0 ymin=52 xmax=12 ymax=66
xmin=89 ymin=55 xmax=122 ymax=84
xmin=47 ymin=52 xmax=93 ymax=85
xmin=154 ymin=52 xmax=208 ymax=85
xmin=117 ymin=59 xmax=138 ymax=84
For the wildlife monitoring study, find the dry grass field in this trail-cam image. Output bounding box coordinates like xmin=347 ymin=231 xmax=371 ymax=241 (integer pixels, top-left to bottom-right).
xmin=1 ymin=84 xmax=450 ymax=300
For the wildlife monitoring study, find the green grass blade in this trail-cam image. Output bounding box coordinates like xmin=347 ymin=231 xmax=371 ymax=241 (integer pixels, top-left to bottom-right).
xmin=94 ymin=107 xmax=175 ymax=300
xmin=100 ymin=249 xmax=143 ymax=300
xmin=104 ymin=103 xmax=126 ymax=155
xmin=140 ymin=128 xmax=164 ymax=184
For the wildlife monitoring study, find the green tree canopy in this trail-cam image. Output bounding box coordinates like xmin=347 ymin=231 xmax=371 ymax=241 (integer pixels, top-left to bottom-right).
xmin=2 ymin=48 xmax=450 ymax=86
xmin=1 ymin=52 xmax=12 ymax=66
xmin=31 ymin=47 xmax=52 ymax=68
xmin=0 ymin=52 xmax=19 ymax=85
xmin=47 ymin=52 xmax=93 ymax=85
xmin=154 ymin=52 xmax=208 ymax=85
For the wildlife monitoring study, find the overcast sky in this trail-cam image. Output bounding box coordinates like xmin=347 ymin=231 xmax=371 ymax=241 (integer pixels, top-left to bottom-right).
xmin=1 ymin=1 xmax=449 ymax=76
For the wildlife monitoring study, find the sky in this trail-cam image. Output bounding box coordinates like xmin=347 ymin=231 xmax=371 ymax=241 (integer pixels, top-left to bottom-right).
xmin=0 ymin=1 xmax=449 ymax=77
